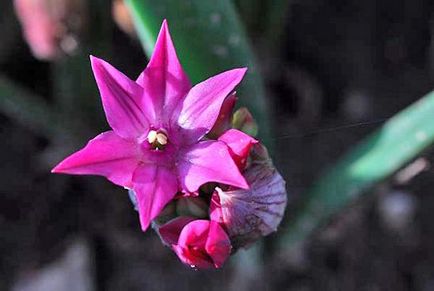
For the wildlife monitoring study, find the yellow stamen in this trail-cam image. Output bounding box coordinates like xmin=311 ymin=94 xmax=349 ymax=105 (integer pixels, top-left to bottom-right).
xmin=147 ymin=130 xmax=158 ymax=144
xmin=156 ymin=132 xmax=168 ymax=145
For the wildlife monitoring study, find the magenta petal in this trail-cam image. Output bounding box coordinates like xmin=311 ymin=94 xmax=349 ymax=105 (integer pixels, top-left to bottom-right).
xmin=218 ymin=129 xmax=258 ymax=169
xmin=177 ymin=220 xmax=210 ymax=246
xmin=132 ymin=164 xmax=179 ymax=231
xmin=90 ymin=56 xmax=149 ymax=139
xmin=175 ymin=220 xmax=231 ymax=268
xmin=176 ymin=68 xmax=247 ymax=144
xmin=52 ymin=131 xmax=140 ymax=187
xmin=178 ymin=141 xmax=249 ymax=192
xmin=136 ymin=20 xmax=191 ymax=122
xmin=205 ymin=221 xmax=231 ymax=268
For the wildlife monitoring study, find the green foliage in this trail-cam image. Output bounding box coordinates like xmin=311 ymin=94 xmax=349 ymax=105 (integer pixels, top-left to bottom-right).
xmin=279 ymin=90 xmax=434 ymax=249
xmin=0 ymin=76 xmax=63 ymax=136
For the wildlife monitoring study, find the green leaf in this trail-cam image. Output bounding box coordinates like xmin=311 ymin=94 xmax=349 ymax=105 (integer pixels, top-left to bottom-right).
xmin=0 ymin=75 xmax=64 ymax=136
xmin=279 ymin=90 xmax=434 ymax=249
xmin=125 ymin=0 xmax=271 ymax=146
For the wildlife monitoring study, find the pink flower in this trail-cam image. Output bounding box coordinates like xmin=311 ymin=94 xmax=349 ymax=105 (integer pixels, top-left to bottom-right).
xmin=52 ymin=20 xmax=248 ymax=231
xmin=159 ymin=218 xmax=231 ymax=268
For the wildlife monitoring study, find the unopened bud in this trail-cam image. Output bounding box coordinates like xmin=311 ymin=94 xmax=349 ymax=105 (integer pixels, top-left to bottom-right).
xmin=208 ymin=92 xmax=237 ymax=139
xmin=232 ymin=107 xmax=258 ymax=137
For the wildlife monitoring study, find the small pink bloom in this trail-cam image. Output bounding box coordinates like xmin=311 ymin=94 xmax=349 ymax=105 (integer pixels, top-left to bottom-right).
xmin=160 ymin=218 xmax=231 ymax=268
xmin=52 ymin=20 xmax=248 ymax=231
xmin=218 ymin=129 xmax=258 ymax=170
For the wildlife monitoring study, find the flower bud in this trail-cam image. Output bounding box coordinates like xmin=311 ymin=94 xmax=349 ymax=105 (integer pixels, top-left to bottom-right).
xmin=218 ymin=129 xmax=258 ymax=170
xmin=208 ymin=92 xmax=237 ymax=139
xmin=232 ymin=107 xmax=258 ymax=137
xmin=210 ymin=144 xmax=287 ymax=249
xmin=160 ymin=219 xmax=232 ymax=268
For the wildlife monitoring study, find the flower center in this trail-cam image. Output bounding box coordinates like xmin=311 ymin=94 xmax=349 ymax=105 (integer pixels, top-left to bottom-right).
xmin=147 ymin=129 xmax=168 ymax=150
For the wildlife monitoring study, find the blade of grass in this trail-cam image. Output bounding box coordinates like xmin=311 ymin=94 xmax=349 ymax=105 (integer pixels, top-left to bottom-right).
xmin=0 ymin=75 xmax=64 ymax=136
xmin=278 ymin=90 xmax=434 ymax=250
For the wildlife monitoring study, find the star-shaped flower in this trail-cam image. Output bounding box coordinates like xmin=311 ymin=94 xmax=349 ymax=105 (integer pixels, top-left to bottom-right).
xmin=52 ymin=20 xmax=248 ymax=231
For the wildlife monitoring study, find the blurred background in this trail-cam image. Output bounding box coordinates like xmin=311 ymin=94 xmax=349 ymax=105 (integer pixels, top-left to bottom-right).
xmin=1 ymin=0 xmax=434 ymax=290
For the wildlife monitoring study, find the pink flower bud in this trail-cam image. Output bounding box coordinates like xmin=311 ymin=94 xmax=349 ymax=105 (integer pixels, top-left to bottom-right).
xmin=232 ymin=107 xmax=258 ymax=137
xmin=158 ymin=218 xmax=232 ymax=268
xmin=210 ymin=144 xmax=287 ymax=249
xmin=207 ymin=92 xmax=237 ymax=139
xmin=218 ymin=129 xmax=258 ymax=170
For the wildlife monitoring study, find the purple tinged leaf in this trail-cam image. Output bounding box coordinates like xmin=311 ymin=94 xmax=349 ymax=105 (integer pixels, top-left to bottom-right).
xmin=210 ymin=150 xmax=287 ymax=250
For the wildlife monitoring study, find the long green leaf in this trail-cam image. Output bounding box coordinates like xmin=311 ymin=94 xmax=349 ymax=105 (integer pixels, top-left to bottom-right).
xmin=0 ymin=76 xmax=63 ymax=136
xmin=125 ymin=0 xmax=271 ymax=146
xmin=279 ymin=90 xmax=434 ymax=249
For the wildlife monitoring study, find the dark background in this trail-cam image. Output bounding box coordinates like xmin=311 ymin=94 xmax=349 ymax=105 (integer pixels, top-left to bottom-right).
xmin=1 ymin=0 xmax=434 ymax=290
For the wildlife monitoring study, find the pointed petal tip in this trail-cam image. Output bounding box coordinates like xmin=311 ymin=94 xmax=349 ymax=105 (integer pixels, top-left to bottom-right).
xmin=89 ymin=55 xmax=112 ymax=72
xmin=89 ymin=55 xmax=103 ymax=68
xmin=236 ymin=67 xmax=248 ymax=77
xmin=159 ymin=19 xmax=169 ymax=35
xmin=51 ymin=161 xmax=66 ymax=174
xmin=238 ymin=177 xmax=250 ymax=190
xmin=140 ymin=220 xmax=150 ymax=232
xmin=50 ymin=161 xmax=78 ymax=175
xmin=89 ymin=54 xmax=101 ymax=64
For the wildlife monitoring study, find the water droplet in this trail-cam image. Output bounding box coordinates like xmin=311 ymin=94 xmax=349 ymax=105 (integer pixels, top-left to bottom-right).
xmin=190 ymin=264 xmax=198 ymax=271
